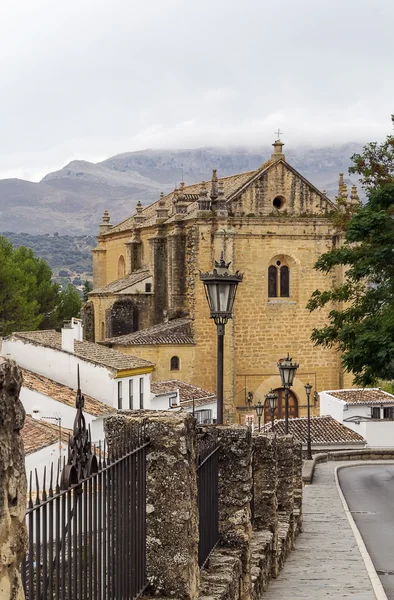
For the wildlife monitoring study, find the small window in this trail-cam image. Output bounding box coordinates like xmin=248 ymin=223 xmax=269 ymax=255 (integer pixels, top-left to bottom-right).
xmin=118 ymin=381 xmax=123 ymax=409
xmin=280 ymin=266 xmax=290 ymax=297
xmin=129 ymin=380 xmax=134 ymax=410
xmin=273 ymin=196 xmax=285 ymax=209
xmin=117 ymin=255 xmax=126 ymax=278
xmin=170 ymin=356 xmax=180 ymax=371
xmin=268 ymin=266 xmax=277 ymax=298
xmin=371 ymin=407 xmax=380 ymax=419
xmin=139 ymin=377 xmax=144 ymax=409
xmin=145 ymin=282 xmax=152 ymax=293
xmin=383 ymin=407 xmax=394 ymax=419
xmin=268 ymin=263 xmax=290 ymax=298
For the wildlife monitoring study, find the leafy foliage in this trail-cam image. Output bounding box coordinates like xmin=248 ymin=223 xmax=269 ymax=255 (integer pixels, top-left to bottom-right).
xmin=308 ymin=123 xmax=394 ymax=386
xmin=0 ymin=236 xmax=82 ymax=335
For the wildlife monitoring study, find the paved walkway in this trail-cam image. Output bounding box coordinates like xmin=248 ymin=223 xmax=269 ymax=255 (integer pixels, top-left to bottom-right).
xmin=263 ymin=461 xmax=377 ymax=599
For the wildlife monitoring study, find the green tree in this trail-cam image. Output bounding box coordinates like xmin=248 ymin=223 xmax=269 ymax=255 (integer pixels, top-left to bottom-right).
xmin=82 ymin=280 xmax=92 ymax=302
xmin=308 ymin=122 xmax=394 ymax=386
xmin=0 ymin=237 xmax=40 ymax=334
xmin=53 ymin=284 xmax=82 ymax=327
xmin=12 ymin=245 xmax=60 ymax=329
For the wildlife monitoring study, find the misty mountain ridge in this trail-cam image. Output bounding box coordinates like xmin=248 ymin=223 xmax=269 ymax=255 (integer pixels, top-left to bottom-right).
xmin=0 ymin=143 xmax=363 ymax=235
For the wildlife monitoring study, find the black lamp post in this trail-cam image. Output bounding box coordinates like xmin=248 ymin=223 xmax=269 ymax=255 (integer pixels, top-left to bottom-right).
xmin=277 ymin=353 xmax=299 ymax=434
xmin=265 ymin=389 xmax=278 ymax=432
xmin=304 ymin=382 xmax=313 ymax=460
xmin=254 ymin=400 xmax=264 ymax=432
xmin=200 ymin=254 xmax=243 ymax=424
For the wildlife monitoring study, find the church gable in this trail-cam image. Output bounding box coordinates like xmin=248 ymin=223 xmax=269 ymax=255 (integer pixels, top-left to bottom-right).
xmin=229 ymin=158 xmax=335 ymax=218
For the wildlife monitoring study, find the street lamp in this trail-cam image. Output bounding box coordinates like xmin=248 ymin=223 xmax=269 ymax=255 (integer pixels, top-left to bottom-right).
xmin=277 ymin=353 xmax=299 ymax=434
xmin=304 ymin=382 xmax=313 ymax=460
xmin=200 ymin=254 xmax=243 ymax=424
xmin=254 ymin=400 xmax=264 ymax=432
xmin=265 ymin=389 xmax=278 ymax=432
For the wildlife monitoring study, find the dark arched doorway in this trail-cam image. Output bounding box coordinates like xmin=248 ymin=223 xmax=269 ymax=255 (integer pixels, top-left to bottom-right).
xmin=264 ymin=388 xmax=298 ymax=423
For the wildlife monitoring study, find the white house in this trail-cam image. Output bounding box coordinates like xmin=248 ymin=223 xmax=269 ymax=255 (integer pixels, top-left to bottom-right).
xmin=1 ymin=318 xmax=155 ymax=412
xmin=151 ymin=380 xmax=217 ymax=422
xmin=320 ymin=388 xmax=394 ymax=448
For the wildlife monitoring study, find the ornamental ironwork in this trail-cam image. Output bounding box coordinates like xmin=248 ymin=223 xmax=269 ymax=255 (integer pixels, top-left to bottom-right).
xmin=61 ymin=365 xmax=98 ymax=488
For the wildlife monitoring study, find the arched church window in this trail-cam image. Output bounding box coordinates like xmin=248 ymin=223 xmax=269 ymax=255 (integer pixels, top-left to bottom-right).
xmin=118 ymin=255 xmax=126 ymax=278
xmin=280 ymin=266 xmax=289 ymax=297
xmin=268 ymin=261 xmax=290 ymax=298
xmin=268 ymin=266 xmax=277 ymax=298
xmin=170 ymin=356 xmax=180 ymax=371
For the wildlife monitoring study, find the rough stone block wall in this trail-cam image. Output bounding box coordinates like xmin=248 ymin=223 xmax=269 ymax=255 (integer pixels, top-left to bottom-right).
xmin=105 ymin=411 xmax=199 ymax=600
xmin=0 ymin=358 xmax=27 ymax=600
xmin=81 ymin=300 xmax=95 ymax=342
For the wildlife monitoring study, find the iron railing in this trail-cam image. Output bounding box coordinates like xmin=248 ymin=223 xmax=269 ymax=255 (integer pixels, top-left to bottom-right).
xmin=197 ymin=445 xmax=219 ymax=568
xmin=21 ymin=368 xmax=149 ymax=600
xmin=250 ymin=450 xmax=255 ymax=526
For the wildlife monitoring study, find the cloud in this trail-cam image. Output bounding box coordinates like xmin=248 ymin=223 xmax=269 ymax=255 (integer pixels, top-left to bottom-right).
xmin=0 ymin=0 xmax=393 ymax=180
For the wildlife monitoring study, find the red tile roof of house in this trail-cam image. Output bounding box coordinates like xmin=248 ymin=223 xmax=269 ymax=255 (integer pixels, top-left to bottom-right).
xmin=21 ymin=369 xmax=116 ymax=417
xmin=151 ymin=379 xmax=216 ymax=408
xmin=261 ymin=415 xmax=365 ymax=444
xmin=22 ymin=415 xmax=72 ymax=455
xmin=324 ymin=388 xmax=394 ymax=405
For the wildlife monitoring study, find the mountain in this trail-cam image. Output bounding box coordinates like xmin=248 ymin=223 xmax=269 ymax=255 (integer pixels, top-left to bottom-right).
xmin=0 ymin=143 xmax=363 ymax=235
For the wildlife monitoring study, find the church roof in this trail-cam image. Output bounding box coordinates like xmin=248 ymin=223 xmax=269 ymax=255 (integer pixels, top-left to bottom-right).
xmin=102 ymin=153 xmax=335 ymax=236
xmin=103 ymin=317 xmax=194 ymax=346
xmin=90 ymin=266 xmax=151 ymax=295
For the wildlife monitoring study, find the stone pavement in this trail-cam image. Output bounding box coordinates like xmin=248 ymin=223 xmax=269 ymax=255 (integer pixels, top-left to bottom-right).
xmin=263 ymin=461 xmax=377 ymax=599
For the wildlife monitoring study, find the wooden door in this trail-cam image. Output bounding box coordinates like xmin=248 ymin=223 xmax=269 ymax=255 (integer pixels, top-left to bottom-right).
xmin=264 ymin=388 xmax=298 ymax=423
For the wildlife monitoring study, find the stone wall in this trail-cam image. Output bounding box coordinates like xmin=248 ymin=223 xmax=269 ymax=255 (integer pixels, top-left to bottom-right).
xmin=105 ymin=413 xmax=303 ymax=600
xmin=0 ymin=358 xmax=27 ymax=600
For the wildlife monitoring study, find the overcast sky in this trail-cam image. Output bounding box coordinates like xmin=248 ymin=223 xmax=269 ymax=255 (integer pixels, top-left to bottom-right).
xmin=1 ymin=0 xmax=393 ymax=181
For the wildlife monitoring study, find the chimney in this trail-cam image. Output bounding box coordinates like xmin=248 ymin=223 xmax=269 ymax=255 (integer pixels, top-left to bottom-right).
xmin=61 ymin=318 xmax=84 ymax=352
xmin=31 ymin=407 xmax=41 ymax=420
xmin=61 ymin=322 xmax=75 ymax=353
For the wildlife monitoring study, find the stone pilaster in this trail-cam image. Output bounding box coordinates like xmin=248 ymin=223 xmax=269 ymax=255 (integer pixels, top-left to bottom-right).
xmin=149 ymin=229 xmax=167 ymax=324
xmin=105 ymin=411 xmax=199 ymax=600
xmin=216 ymin=425 xmax=253 ymax=600
xmin=253 ymin=434 xmax=278 ymax=533
xmin=0 ymin=358 xmax=27 ymax=600
xmin=167 ymin=224 xmax=186 ymax=318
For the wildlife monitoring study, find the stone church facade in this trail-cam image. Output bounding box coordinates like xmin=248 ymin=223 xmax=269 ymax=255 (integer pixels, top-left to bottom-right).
xmin=86 ymin=140 xmax=358 ymax=423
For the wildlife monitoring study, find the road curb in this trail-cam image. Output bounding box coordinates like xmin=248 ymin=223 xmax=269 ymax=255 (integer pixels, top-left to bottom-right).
xmin=335 ymin=462 xmax=394 ymax=600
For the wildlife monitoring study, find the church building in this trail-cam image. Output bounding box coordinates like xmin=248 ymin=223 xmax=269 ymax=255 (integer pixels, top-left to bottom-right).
xmin=85 ymin=139 xmax=359 ymax=423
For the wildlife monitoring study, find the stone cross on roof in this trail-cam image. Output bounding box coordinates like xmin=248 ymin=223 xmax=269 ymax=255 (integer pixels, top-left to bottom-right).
xmin=274 ymin=129 xmax=283 ymax=140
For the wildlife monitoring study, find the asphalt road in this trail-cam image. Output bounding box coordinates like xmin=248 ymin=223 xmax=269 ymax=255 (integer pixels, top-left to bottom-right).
xmin=338 ymin=464 xmax=394 ymax=600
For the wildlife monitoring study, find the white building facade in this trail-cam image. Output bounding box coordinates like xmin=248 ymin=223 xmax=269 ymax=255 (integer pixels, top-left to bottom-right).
xmin=320 ymin=388 xmax=394 ymax=448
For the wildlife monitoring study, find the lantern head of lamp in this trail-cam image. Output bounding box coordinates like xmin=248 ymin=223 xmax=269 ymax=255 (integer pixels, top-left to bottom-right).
xmin=265 ymin=389 xmax=278 ymax=413
xmin=278 ymin=354 xmax=299 ymax=388
xmin=199 ymin=254 xmax=243 ymax=326
xmin=254 ymin=399 xmax=264 ymax=419
xmin=304 ymin=382 xmax=313 ymax=396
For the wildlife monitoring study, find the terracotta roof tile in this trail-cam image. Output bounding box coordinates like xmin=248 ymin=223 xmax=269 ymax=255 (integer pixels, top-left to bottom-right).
xmin=324 ymin=388 xmax=394 ymax=405
xmin=22 ymin=415 xmax=72 ymax=455
xmin=151 ymin=379 xmax=215 ymax=408
xmin=12 ymin=331 xmax=154 ymax=372
xmin=261 ymin=415 xmax=365 ymax=444
xmin=21 ymin=369 xmax=115 ymax=417
xmin=104 ymin=318 xmax=194 ymax=346
xmin=91 ymin=267 xmax=151 ymax=295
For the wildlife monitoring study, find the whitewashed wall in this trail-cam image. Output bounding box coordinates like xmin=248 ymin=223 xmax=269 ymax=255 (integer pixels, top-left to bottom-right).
xmin=20 ymin=387 xmax=96 ymax=430
xmin=25 ymin=443 xmax=68 ymax=492
xmin=345 ymin=419 xmax=394 ymax=448
xmin=2 ymin=337 xmax=151 ymax=411
xmin=319 ymin=392 xmax=346 ymax=422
